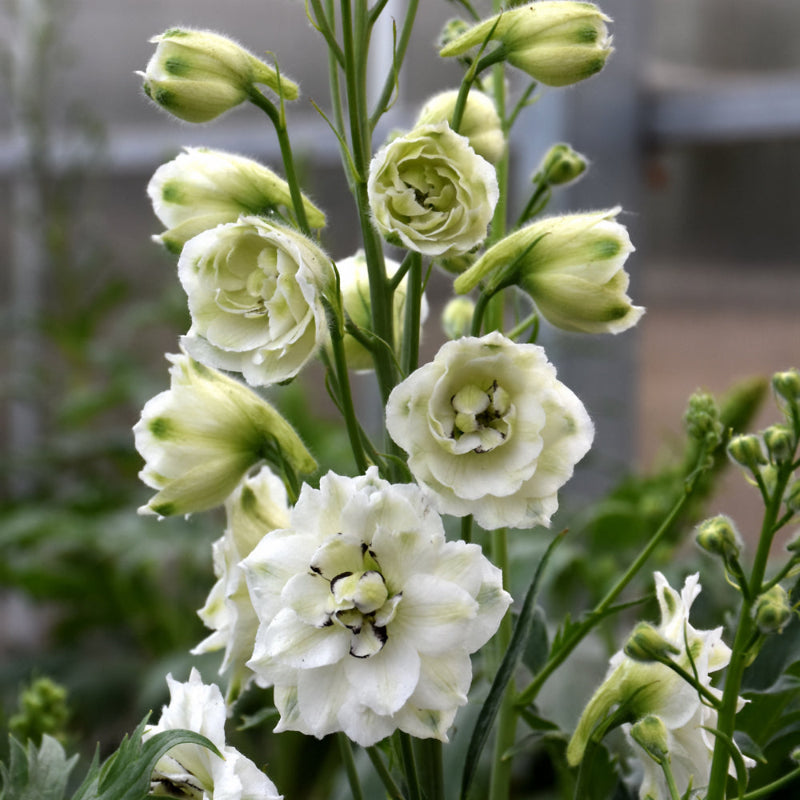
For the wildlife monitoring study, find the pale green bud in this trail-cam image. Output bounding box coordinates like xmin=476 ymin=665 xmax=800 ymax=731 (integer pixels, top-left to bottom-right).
xmin=536 ymin=143 xmax=588 ymax=186
xmin=685 ymin=391 xmax=724 ymax=449
xmin=149 ymin=147 xmax=325 ymax=253
xmin=442 ymin=297 xmax=475 ymax=340
xmin=440 ymin=2 xmax=613 ymax=87
xmin=763 ymin=424 xmax=795 ymax=465
xmin=624 ymin=622 xmax=680 ymax=663
xmin=754 ymin=584 xmax=793 ymax=634
xmin=415 ymin=90 xmax=505 ymax=164
xmin=772 ymin=368 xmax=800 ymax=407
xmin=727 ymin=433 xmax=766 ymax=468
xmin=134 ymin=353 xmax=316 ymax=516
xmin=140 ymin=28 xmax=298 ymax=123
xmin=630 ymin=715 xmax=670 ymax=764
xmin=695 ymin=515 xmax=742 ymax=560
xmin=455 ymin=208 xmax=643 ymax=335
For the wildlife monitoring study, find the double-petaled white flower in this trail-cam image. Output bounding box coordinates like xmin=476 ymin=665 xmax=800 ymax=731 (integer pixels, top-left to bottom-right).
xmin=145 ymin=668 xmax=282 ymax=799
xmin=178 ymin=215 xmax=333 ymax=385
xmin=385 ymin=332 xmax=593 ymax=530
xmin=148 ymin=147 xmax=326 ymax=253
xmin=193 ymin=467 xmax=290 ymax=700
xmin=567 ymin=572 xmax=753 ymax=799
xmin=133 ymin=353 xmax=314 ymax=516
xmin=140 ymin=28 xmax=297 ymax=123
xmin=242 ymin=468 xmax=511 ymax=747
xmin=367 ymin=122 xmax=498 ymax=257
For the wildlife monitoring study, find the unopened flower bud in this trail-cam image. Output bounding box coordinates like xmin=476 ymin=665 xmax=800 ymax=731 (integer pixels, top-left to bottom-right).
xmin=440 ymin=2 xmax=613 ymax=88
xmin=695 ymin=515 xmax=742 ymax=560
xmin=685 ymin=391 xmax=723 ymax=449
xmin=438 ymin=18 xmax=472 ymax=58
xmin=537 ymin=143 xmax=588 ymax=186
xmin=772 ymin=368 xmax=800 ymax=407
xmin=763 ymin=424 xmax=795 ymax=465
xmin=442 ymin=297 xmax=475 ymax=340
xmin=415 ymin=90 xmax=505 ymax=164
xmin=727 ymin=433 xmax=766 ymax=468
xmin=140 ymin=28 xmax=298 ymax=123
xmin=624 ymin=622 xmax=680 ymax=663
xmin=754 ymin=584 xmax=793 ymax=634
xmin=630 ymin=715 xmax=670 ymax=764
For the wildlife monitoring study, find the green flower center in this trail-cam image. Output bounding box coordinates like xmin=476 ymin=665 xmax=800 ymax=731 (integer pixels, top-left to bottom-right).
xmin=450 ymin=381 xmax=511 ymax=453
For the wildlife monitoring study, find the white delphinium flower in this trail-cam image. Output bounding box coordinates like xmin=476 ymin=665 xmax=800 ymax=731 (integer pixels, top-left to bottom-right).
xmin=145 ymin=668 xmax=282 ymax=799
xmin=148 ymin=147 xmax=325 ymax=253
xmin=385 ymin=331 xmax=593 ymax=530
xmin=178 ymin=215 xmax=333 ymax=385
xmin=567 ymin=572 xmax=754 ymax=799
xmin=367 ymin=122 xmax=498 ymax=257
xmin=193 ymin=467 xmax=290 ymax=700
xmin=242 ymin=467 xmax=511 ymax=747
xmin=133 ymin=353 xmax=314 ymax=516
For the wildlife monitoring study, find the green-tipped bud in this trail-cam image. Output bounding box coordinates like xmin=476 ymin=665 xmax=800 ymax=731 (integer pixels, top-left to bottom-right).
xmin=415 ymin=90 xmax=505 ymax=164
xmin=754 ymin=584 xmax=793 ymax=634
xmin=762 ymin=424 xmax=795 ymax=465
xmin=134 ymin=352 xmax=316 ymax=516
xmin=455 ymin=208 xmax=643 ymax=335
xmin=149 ymin=147 xmax=325 ymax=252
xmin=772 ymin=368 xmax=800 ymax=407
xmin=685 ymin=391 xmax=724 ymax=449
xmin=695 ymin=515 xmax=742 ymax=560
xmin=440 ymin=2 xmax=613 ymax=88
xmin=442 ymin=297 xmax=475 ymax=340
xmin=140 ymin=28 xmax=298 ymax=123
xmin=727 ymin=433 xmax=766 ymax=468
xmin=536 ymin=142 xmax=588 ymax=186
xmin=624 ymin=622 xmax=680 ymax=662
xmin=630 ymin=715 xmax=670 ymax=764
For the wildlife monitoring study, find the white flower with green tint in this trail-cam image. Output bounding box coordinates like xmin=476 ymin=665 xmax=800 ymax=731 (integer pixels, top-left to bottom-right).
xmin=385 ymin=332 xmax=593 ymax=530
xmin=367 ymin=122 xmax=498 ymax=257
xmin=242 ymin=467 xmax=511 ymax=747
xmin=440 ymin=2 xmax=613 ymax=88
xmin=456 ymin=208 xmax=643 ymax=335
xmin=148 ymin=147 xmax=326 ymax=253
xmin=140 ymin=28 xmax=298 ymax=123
xmin=193 ymin=467 xmax=290 ymax=700
xmin=145 ymin=668 xmax=282 ymax=799
xmin=567 ymin=572 xmax=752 ymax=799
xmin=133 ymin=353 xmax=315 ymax=516
xmin=178 ymin=215 xmax=333 ymax=385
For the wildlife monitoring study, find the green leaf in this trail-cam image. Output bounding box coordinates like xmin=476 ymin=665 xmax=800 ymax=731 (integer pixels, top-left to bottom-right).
xmin=0 ymin=735 xmax=78 ymax=800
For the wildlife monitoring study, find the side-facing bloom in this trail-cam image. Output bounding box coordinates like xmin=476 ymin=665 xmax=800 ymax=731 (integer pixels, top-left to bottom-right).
xmin=145 ymin=668 xmax=282 ymax=799
xmin=385 ymin=332 xmax=593 ymax=530
xmin=140 ymin=28 xmax=298 ymax=123
xmin=193 ymin=467 xmax=291 ymax=700
xmin=334 ymin=250 xmax=429 ymax=371
xmin=242 ymin=468 xmax=511 ymax=747
xmin=149 ymin=147 xmax=326 ymax=253
xmin=178 ymin=215 xmax=333 ymax=385
xmin=440 ymin=2 xmax=613 ymax=87
xmin=415 ymin=89 xmax=505 ymax=164
xmin=456 ymin=208 xmax=643 ymax=335
xmin=367 ymin=122 xmax=498 ymax=257
xmin=567 ymin=572 xmax=752 ymax=799
xmin=133 ymin=353 xmax=315 ymax=516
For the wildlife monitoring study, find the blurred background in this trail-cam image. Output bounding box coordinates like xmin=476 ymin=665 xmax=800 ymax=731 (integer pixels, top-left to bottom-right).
xmin=0 ymin=0 xmax=798 ymax=794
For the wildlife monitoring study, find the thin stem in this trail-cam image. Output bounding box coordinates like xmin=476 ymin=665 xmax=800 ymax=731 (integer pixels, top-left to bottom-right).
xmin=415 ymin=739 xmax=444 ymax=800
xmin=742 ymin=765 xmax=800 ymax=799
xmin=366 ymin=746 xmax=406 ymax=800
xmin=660 ymin=758 xmax=682 ymax=800
xmin=400 ymin=252 xmax=422 ymax=376
xmin=338 ymin=733 xmax=365 ymax=800
xmin=397 ymin=732 xmax=422 ymax=800
xmin=461 ymin=514 xmax=473 ymax=545
xmin=308 ymin=0 xmax=346 ymax=65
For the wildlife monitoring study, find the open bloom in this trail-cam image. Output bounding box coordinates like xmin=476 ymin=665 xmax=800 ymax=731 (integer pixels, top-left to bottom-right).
xmin=440 ymin=2 xmax=613 ymax=87
xmin=193 ymin=467 xmax=290 ymax=700
xmin=385 ymin=332 xmax=593 ymax=530
xmin=149 ymin=147 xmax=325 ymax=253
xmin=567 ymin=573 xmax=753 ymax=799
xmin=367 ymin=122 xmax=498 ymax=257
xmin=242 ymin=468 xmax=511 ymax=747
xmin=133 ymin=353 xmax=314 ymax=516
xmin=145 ymin=668 xmax=282 ymax=799
xmin=178 ymin=215 xmax=333 ymax=385
xmin=141 ymin=28 xmax=297 ymax=123
xmin=456 ymin=208 xmax=643 ymax=335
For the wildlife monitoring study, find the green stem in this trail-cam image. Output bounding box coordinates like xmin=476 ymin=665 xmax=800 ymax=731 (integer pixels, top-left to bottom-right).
xmin=366 ymin=746 xmax=405 ymax=800
xmin=308 ymin=0 xmax=345 ymax=66
xmin=247 ymin=88 xmax=311 ymax=236
xmin=416 ymin=739 xmax=444 ymax=800
xmin=338 ymin=733 xmax=365 ymax=800
xmin=400 ymin=252 xmax=422 ymax=376
xmin=397 ymin=732 xmax=422 ymax=800
xmin=461 ymin=514 xmax=473 ymax=545
xmin=660 ymin=758 xmax=682 ymax=800
xmin=742 ymin=765 xmax=800 ymax=799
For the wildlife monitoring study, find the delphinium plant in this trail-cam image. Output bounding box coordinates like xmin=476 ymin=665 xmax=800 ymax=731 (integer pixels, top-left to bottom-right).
xmin=3 ymin=3 xmax=799 ymax=800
